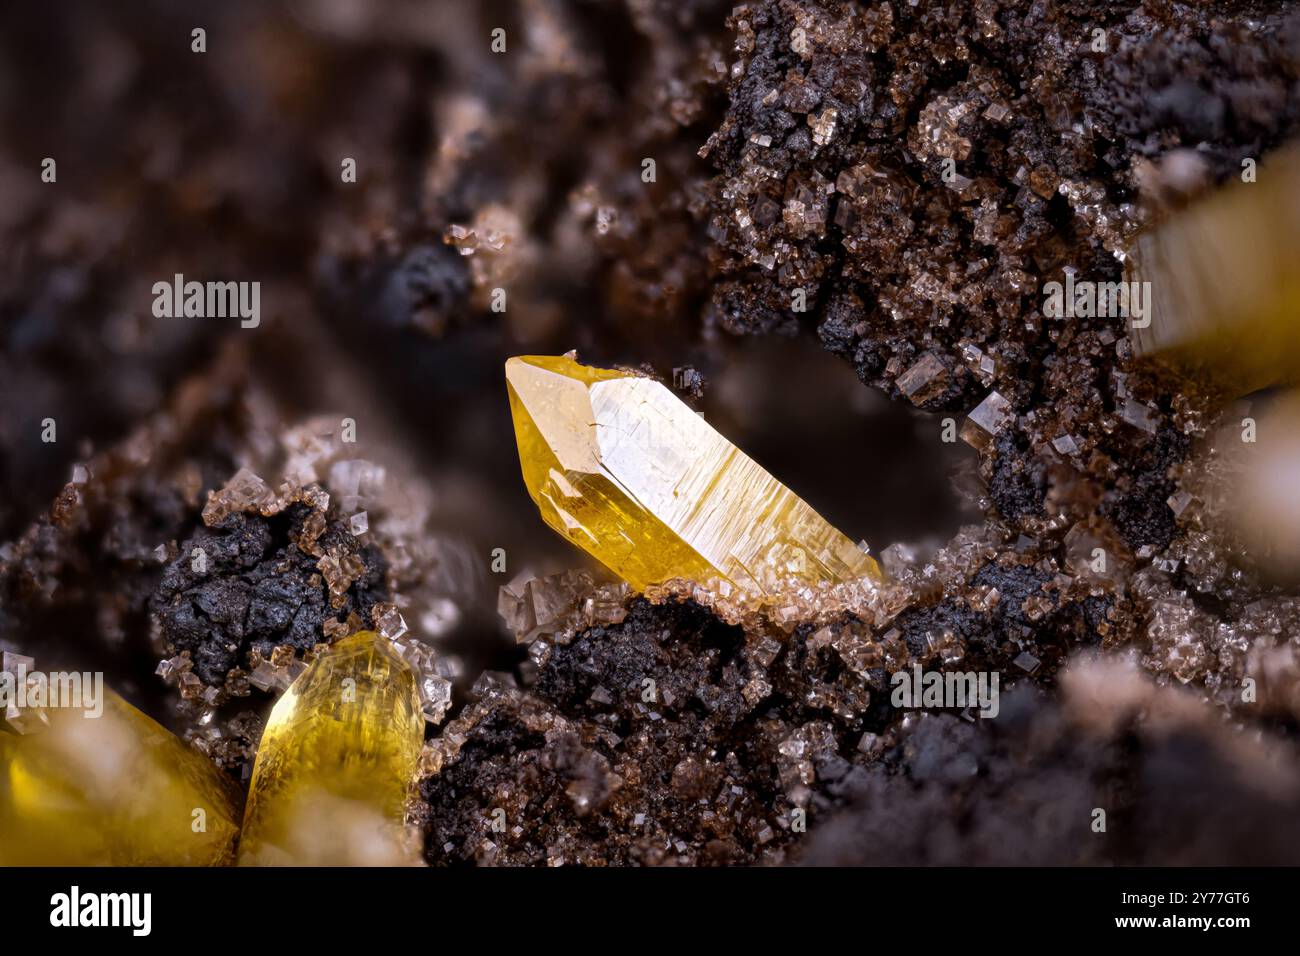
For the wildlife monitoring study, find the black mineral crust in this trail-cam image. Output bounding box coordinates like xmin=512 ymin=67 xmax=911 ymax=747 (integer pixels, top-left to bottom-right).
xmin=422 ymin=600 xmax=865 ymax=866
xmin=799 ymin=683 xmax=1300 ymax=866
xmin=151 ymin=505 xmax=388 ymax=687
xmin=420 ymin=597 xmax=1300 ymax=866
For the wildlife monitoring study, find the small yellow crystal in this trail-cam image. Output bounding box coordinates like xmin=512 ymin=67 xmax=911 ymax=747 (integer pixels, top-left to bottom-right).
xmin=0 ymin=689 xmax=241 ymax=866
xmin=506 ymin=354 xmax=880 ymax=593
xmin=238 ymin=631 xmax=424 ymax=866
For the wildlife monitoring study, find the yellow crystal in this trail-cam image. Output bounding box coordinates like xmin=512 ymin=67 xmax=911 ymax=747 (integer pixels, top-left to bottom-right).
xmin=0 ymin=689 xmax=242 ymax=866
xmin=238 ymin=631 xmax=424 ymax=866
xmin=506 ymin=354 xmax=880 ymax=593
xmin=1126 ymin=144 xmax=1300 ymax=396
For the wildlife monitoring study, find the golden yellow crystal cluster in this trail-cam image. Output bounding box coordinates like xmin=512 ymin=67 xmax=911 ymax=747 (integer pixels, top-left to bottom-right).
xmin=506 ymin=354 xmax=880 ymax=595
xmin=0 ymin=632 xmax=422 ymax=866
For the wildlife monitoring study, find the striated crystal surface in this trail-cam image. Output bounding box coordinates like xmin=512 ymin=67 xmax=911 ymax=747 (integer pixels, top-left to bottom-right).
xmin=239 ymin=630 xmax=424 ymax=865
xmin=0 ymin=688 xmax=241 ymax=865
xmin=1126 ymin=144 xmax=1300 ymax=396
xmin=506 ymin=354 xmax=880 ymax=594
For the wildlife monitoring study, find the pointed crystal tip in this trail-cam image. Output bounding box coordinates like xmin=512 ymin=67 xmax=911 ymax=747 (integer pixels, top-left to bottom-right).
xmin=506 ymin=354 xmax=880 ymax=595
xmin=238 ymin=631 xmax=424 ymax=866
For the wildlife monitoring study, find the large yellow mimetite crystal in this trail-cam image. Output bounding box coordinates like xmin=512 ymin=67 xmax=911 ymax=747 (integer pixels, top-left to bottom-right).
xmin=506 ymin=354 xmax=880 ymax=593
xmin=238 ymin=631 xmax=424 ymax=866
xmin=0 ymin=690 xmax=242 ymax=865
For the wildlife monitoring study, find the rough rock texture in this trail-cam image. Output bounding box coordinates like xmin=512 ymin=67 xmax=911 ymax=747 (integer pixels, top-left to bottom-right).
xmin=419 ymin=598 xmax=1300 ymax=866
xmin=688 ymin=0 xmax=1300 ymax=721
xmin=702 ymin=1 xmax=1300 ymax=408
xmin=151 ymin=506 xmax=388 ymax=687
xmin=802 ymin=651 xmax=1300 ymax=865
xmin=0 ymin=354 xmax=253 ymax=715
xmin=421 ymin=599 xmax=888 ymax=866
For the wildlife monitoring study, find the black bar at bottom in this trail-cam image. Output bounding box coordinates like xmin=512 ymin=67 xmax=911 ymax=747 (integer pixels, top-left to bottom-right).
xmin=0 ymin=865 xmax=1281 ymax=941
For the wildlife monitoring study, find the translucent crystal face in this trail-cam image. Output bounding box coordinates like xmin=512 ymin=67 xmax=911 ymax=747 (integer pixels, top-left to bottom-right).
xmin=1126 ymin=144 xmax=1300 ymax=397
xmin=506 ymin=355 xmax=880 ymax=594
xmin=239 ymin=631 xmax=424 ymax=865
xmin=0 ymin=690 xmax=242 ymax=865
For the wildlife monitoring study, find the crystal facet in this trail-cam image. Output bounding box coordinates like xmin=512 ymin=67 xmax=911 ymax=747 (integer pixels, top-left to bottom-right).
xmin=0 ymin=689 xmax=242 ymax=865
xmin=1126 ymin=145 xmax=1300 ymax=396
xmin=238 ymin=631 xmax=424 ymax=865
xmin=505 ymin=354 xmax=880 ymax=593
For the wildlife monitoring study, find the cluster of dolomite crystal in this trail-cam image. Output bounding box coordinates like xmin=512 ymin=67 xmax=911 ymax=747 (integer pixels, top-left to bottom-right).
xmin=419 ymin=569 xmax=1300 ymax=866
xmin=687 ymin=0 xmax=1300 ymax=712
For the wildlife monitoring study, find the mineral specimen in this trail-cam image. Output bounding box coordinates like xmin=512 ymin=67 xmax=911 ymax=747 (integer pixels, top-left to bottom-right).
xmin=1126 ymin=144 xmax=1300 ymax=396
xmin=0 ymin=684 xmax=242 ymax=865
xmin=151 ymin=502 xmax=389 ymax=689
xmin=238 ymin=630 xmax=423 ymax=865
xmin=498 ymin=569 xmax=629 ymax=645
xmin=5 ymin=0 xmax=1300 ymax=873
xmin=506 ymin=354 xmax=880 ymax=594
